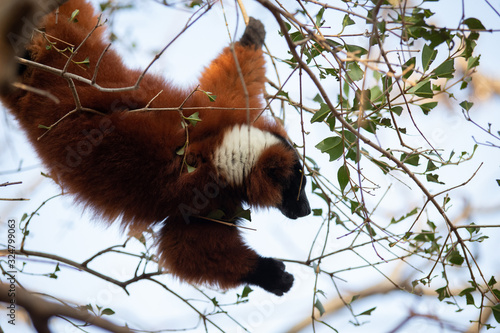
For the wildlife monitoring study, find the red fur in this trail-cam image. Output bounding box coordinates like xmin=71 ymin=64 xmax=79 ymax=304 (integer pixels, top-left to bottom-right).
xmin=2 ymin=0 xmax=300 ymax=291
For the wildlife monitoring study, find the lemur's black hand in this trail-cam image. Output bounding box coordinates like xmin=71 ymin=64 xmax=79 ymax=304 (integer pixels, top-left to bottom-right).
xmin=239 ymin=17 xmax=266 ymax=49
xmin=242 ymin=257 xmax=294 ymax=296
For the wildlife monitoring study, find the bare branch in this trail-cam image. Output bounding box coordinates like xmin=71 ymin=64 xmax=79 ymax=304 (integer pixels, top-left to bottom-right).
xmin=0 ymin=283 xmax=133 ymax=333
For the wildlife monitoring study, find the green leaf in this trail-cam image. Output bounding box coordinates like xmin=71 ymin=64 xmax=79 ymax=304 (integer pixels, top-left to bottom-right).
xmin=465 ymin=293 xmax=475 ymax=305
xmin=352 ymin=89 xmax=371 ymax=111
xmin=463 ymin=34 xmax=479 ymax=59
xmin=322 ymin=68 xmax=339 ymax=79
xmin=488 ymin=276 xmax=497 ymax=287
xmin=314 ymin=299 xmax=325 ymax=317
xmin=432 ymin=83 xmax=442 ymax=91
xmin=391 ymin=207 xmax=419 ymax=224
xmin=460 ymin=100 xmax=474 ymax=111
xmin=497 ymin=179 xmax=500 ymax=186
xmin=365 ymin=223 xmax=376 ymax=236
xmin=276 ymin=90 xmax=289 ymax=100
xmin=431 ymin=59 xmax=455 ymax=79
xmin=383 ymin=75 xmax=393 ymax=94
xmin=342 ymin=14 xmax=355 ymax=29
xmin=316 ymin=289 xmax=327 ymax=298
xmin=207 ymin=209 xmax=225 ymax=220
xmin=201 ymin=91 xmax=217 ymax=102
xmin=312 ymin=208 xmax=323 ymax=216
xmin=338 ymin=165 xmax=350 ymax=194
xmin=443 ymin=195 xmax=451 ymax=207
xmin=187 ymin=0 xmax=204 ymax=8
xmin=391 ymin=106 xmax=403 ymax=116
xmin=372 ymin=159 xmax=391 ymax=174
xmin=491 ymin=304 xmax=500 ymax=323
xmin=467 ymin=55 xmax=480 ymax=71
xmin=343 ymin=80 xmax=350 ymax=98
xmin=427 ymin=220 xmax=437 ymax=231
xmin=284 ymin=22 xmax=291 ymax=32
xmin=313 ymin=94 xmax=323 ymax=104
xmin=408 ymin=80 xmax=433 ymax=98
xmin=458 ymin=287 xmax=476 ymax=296
xmin=358 ymin=307 xmax=376 ymax=316
xmin=326 ymin=114 xmax=336 ymax=131
xmin=76 ymin=57 xmax=90 ymax=67
xmin=315 ymin=7 xmax=325 ymax=28
xmin=342 ymin=130 xmax=357 ymax=145
xmin=235 ymin=208 xmax=251 ymax=221
xmin=463 ymin=17 xmax=486 ymax=30
xmin=380 ymin=118 xmax=391 ymax=127
xmin=425 ymin=28 xmax=452 ymax=49
xmin=465 ymin=223 xmax=479 ymax=235
xmin=184 ymin=112 xmax=201 ymax=126
xmin=350 ymin=200 xmax=360 ymax=214
xmin=378 ymin=20 xmax=386 ymax=36
xmin=346 ymin=61 xmax=364 ymax=82
xmin=290 ymin=31 xmax=306 ymax=43
xmin=420 ymin=102 xmax=438 ymax=115
xmin=422 ymin=44 xmax=437 ymax=71
xmin=176 ymin=146 xmax=185 ymax=155
xmin=101 ymin=308 xmax=115 ymax=316
xmin=401 ymin=153 xmax=419 ymax=166
xmin=69 ymin=9 xmax=80 ymax=23
xmin=425 ymin=160 xmax=439 ymax=172
xmin=402 ymin=57 xmax=416 ymax=79
xmin=436 ymin=286 xmax=450 ymax=301
xmin=448 ymin=250 xmax=464 ymax=265
xmin=426 ymin=173 xmax=444 ymax=184
xmin=315 ymin=137 xmax=343 ymax=161
xmin=345 ymin=44 xmax=368 ymax=57
xmin=241 ymin=286 xmax=253 ymax=298
xmin=311 ymin=103 xmax=331 ymax=123
xmin=370 ymin=85 xmax=384 ymax=103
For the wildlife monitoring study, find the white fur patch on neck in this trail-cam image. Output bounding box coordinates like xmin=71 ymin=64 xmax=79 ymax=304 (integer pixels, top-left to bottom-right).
xmin=214 ymin=124 xmax=281 ymax=186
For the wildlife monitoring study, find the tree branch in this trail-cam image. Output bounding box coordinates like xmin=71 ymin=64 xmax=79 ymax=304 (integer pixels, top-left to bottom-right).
xmin=0 ymin=283 xmax=132 ymax=333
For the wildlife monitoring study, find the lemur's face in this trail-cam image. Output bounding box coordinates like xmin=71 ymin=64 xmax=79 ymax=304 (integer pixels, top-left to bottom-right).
xmin=236 ymin=133 xmax=311 ymax=219
xmin=277 ymin=159 xmax=310 ymax=219
xmin=213 ymin=124 xmax=310 ymax=219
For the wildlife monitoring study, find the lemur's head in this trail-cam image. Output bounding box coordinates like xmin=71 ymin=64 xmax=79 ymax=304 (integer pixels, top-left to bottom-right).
xmin=214 ymin=124 xmax=311 ymax=219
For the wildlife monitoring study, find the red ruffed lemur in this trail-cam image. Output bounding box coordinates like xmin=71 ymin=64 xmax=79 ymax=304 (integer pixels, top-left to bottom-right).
xmin=1 ymin=0 xmax=310 ymax=296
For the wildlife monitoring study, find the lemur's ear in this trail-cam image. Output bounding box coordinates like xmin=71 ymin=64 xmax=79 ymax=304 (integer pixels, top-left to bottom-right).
xmin=246 ymin=143 xmax=295 ymax=208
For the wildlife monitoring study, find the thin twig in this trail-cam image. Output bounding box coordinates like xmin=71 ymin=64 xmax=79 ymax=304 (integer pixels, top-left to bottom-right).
xmin=62 ymin=14 xmax=104 ymax=73
xmin=11 ymin=82 xmax=60 ymax=103
xmin=91 ymin=43 xmax=111 ymax=84
xmin=194 ymin=216 xmax=257 ymax=231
